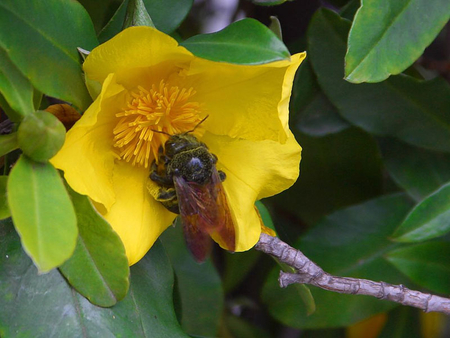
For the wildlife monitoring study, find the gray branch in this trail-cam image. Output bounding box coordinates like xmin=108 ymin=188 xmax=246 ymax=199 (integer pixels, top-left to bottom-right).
xmin=255 ymin=233 xmax=450 ymax=315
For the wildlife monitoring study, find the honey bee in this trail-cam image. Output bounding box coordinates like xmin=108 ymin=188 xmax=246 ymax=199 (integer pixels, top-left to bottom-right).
xmin=150 ymin=130 xmax=236 ymax=262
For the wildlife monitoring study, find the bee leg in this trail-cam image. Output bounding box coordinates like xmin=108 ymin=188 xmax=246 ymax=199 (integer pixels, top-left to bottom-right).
xmin=150 ymin=160 xmax=173 ymax=186
xmin=218 ymin=170 xmax=226 ymax=182
xmin=155 ymin=187 xmax=179 ymax=214
xmin=150 ymin=171 xmax=173 ymax=186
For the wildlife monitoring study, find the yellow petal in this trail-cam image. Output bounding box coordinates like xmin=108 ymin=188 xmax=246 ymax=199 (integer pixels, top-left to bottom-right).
xmin=202 ymin=130 xmax=301 ymax=250
xmin=103 ymin=162 xmax=177 ymax=265
xmin=51 ymin=74 xmax=127 ymax=210
xmin=84 ymin=26 xmax=193 ymax=85
xmin=187 ymin=52 xmax=306 ymax=144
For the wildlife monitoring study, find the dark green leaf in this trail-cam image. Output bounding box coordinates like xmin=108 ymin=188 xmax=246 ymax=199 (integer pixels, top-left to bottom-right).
xmin=0 ymin=133 xmax=18 ymax=158
xmin=345 ymin=0 xmax=450 ymax=83
xmin=0 ymin=0 xmax=98 ymax=110
xmin=123 ymin=0 xmax=155 ymax=28
xmin=7 ymin=156 xmax=77 ymax=272
xmin=308 ymin=9 xmax=450 ymax=153
xmin=379 ymin=138 xmax=450 ymax=201
xmin=292 ymin=60 xmax=350 ymax=136
xmin=340 ymin=0 xmax=361 ymax=20
xmin=223 ymin=250 xmax=261 ymax=293
xmin=0 ymin=47 xmax=33 ymax=120
xmin=160 ymin=223 xmax=223 ymax=337
xmin=392 ymin=182 xmax=450 ymax=242
xmin=250 ymin=0 xmax=289 ymax=5
xmin=386 ymin=242 xmax=450 ymax=294
xmin=181 ymin=19 xmax=290 ymax=64
xmin=98 ymin=0 xmax=193 ymax=42
xmin=271 ymin=127 xmax=382 ymax=225
xmin=59 ymin=188 xmax=129 ymax=307
xmin=0 ymin=176 xmax=9 ymax=220
xmin=224 ymin=314 xmax=272 ymax=338
xmin=378 ymin=307 xmax=421 ymax=338
xmin=262 ymin=194 xmax=414 ymax=328
xmin=0 ymin=220 xmax=187 ymax=337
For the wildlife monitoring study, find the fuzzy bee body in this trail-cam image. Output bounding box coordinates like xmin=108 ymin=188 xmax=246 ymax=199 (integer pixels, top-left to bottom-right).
xmin=150 ymin=133 xmax=235 ymax=261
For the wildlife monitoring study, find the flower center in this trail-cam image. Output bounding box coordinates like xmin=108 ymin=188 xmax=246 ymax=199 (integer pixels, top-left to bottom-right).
xmin=113 ymin=80 xmax=203 ymax=168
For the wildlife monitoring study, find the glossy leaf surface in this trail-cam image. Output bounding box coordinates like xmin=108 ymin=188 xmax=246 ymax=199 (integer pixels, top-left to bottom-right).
xmin=386 ymin=242 xmax=450 ymax=294
xmin=272 ymin=127 xmax=382 ymax=225
xmin=392 ymin=182 xmax=450 ymax=242
xmin=380 ymin=138 xmax=450 ymax=202
xmin=0 ymin=0 xmax=98 ymax=110
xmin=0 ymin=47 xmax=33 ymax=120
xmin=59 ymin=188 xmax=129 ymax=307
xmin=7 ymin=156 xmax=77 ymax=272
xmin=262 ymin=194 xmax=414 ymax=328
xmin=345 ymin=0 xmax=450 ymax=83
xmin=181 ymin=19 xmax=290 ymax=64
xmin=293 ymin=60 xmax=350 ymax=136
xmin=160 ymin=223 xmax=223 ymax=337
xmin=0 ymin=219 xmax=187 ymax=337
xmin=308 ymin=9 xmax=450 ymax=153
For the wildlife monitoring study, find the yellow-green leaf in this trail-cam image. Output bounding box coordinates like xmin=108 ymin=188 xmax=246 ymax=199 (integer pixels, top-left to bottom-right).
xmin=7 ymin=156 xmax=77 ymax=272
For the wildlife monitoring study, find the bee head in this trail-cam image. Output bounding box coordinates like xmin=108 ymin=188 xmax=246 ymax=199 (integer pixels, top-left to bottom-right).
xmin=165 ymin=134 xmax=199 ymax=158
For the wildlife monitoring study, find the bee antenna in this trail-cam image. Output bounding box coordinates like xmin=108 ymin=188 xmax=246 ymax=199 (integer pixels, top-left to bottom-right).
xmin=151 ymin=129 xmax=171 ymax=136
xmin=185 ymin=115 xmax=209 ymax=134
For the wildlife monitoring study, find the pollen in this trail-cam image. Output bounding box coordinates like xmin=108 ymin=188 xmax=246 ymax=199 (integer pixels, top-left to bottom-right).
xmin=113 ymin=80 xmax=203 ymax=168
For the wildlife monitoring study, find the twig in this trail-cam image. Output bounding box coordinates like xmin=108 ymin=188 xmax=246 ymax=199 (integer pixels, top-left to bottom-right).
xmin=255 ymin=233 xmax=450 ymax=315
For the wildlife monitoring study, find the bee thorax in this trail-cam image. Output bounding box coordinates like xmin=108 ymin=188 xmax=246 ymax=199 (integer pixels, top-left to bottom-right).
xmin=168 ymin=148 xmax=214 ymax=184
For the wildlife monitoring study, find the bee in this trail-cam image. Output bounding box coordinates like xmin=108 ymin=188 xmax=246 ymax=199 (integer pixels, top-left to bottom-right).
xmin=149 ymin=127 xmax=236 ymax=262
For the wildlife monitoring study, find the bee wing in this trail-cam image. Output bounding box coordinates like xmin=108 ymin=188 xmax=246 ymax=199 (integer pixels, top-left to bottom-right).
xmin=173 ymin=169 xmax=236 ymax=262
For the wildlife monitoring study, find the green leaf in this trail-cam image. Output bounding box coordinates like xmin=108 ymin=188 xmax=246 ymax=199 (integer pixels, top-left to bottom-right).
xmin=123 ymin=0 xmax=155 ymax=28
xmin=345 ymin=0 xmax=450 ymax=83
xmin=308 ymin=9 xmax=450 ymax=153
xmin=392 ymin=182 xmax=450 ymax=242
xmin=59 ymin=187 xmax=130 ymax=307
xmin=385 ymin=242 xmax=450 ymax=294
xmin=379 ymin=138 xmax=450 ymax=202
xmin=262 ymin=194 xmax=414 ymax=328
xmin=0 ymin=0 xmax=98 ymax=110
xmin=256 ymin=200 xmax=275 ymax=232
xmin=181 ymin=19 xmax=291 ymax=64
xmin=269 ymin=16 xmax=283 ymax=40
xmin=98 ymin=0 xmax=193 ymax=42
xmin=0 ymin=133 xmax=18 ymax=158
xmin=223 ymin=250 xmax=261 ymax=293
xmin=7 ymin=156 xmax=77 ymax=272
xmin=378 ymin=307 xmax=421 ymax=338
xmin=271 ymin=127 xmax=382 ymax=225
xmin=291 ymin=59 xmax=350 ymax=136
xmin=251 ymin=0 xmax=289 ymax=5
xmin=160 ymin=223 xmax=223 ymax=337
xmin=0 ymin=47 xmax=33 ymax=120
xmin=0 ymin=220 xmax=188 ymax=337
xmin=0 ymin=176 xmax=10 ymax=220
xmin=224 ymin=314 xmax=272 ymax=338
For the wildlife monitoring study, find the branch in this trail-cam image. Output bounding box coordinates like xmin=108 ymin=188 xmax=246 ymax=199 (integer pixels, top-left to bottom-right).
xmin=255 ymin=233 xmax=450 ymax=315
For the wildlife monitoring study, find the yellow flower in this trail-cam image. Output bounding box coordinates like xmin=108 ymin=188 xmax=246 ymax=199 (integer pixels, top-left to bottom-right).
xmin=51 ymin=26 xmax=305 ymax=265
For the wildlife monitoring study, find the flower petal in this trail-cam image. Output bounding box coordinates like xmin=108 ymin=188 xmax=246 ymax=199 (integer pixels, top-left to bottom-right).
xmin=187 ymin=52 xmax=306 ymax=143
xmin=51 ymin=74 xmax=127 ymax=210
xmin=202 ymin=130 xmax=301 ymax=251
xmin=103 ymin=162 xmax=177 ymax=265
xmin=84 ymin=26 xmax=193 ymax=85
